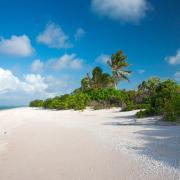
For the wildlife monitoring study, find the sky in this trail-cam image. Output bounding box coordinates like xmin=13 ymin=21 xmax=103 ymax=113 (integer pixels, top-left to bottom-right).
xmin=0 ymin=0 xmax=180 ymax=105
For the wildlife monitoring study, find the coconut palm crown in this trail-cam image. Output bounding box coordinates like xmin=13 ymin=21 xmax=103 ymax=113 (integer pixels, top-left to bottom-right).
xmin=107 ymin=50 xmax=131 ymax=88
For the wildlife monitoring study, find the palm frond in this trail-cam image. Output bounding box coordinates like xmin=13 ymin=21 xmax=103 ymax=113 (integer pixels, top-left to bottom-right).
xmin=119 ymin=74 xmax=130 ymax=82
xmin=119 ymin=70 xmax=131 ymax=75
xmin=107 ymin=60 xmax=112 ymax=67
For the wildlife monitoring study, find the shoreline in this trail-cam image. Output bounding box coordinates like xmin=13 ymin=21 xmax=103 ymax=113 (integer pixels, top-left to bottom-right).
xmin=0 ymin=107 xmax=179 ymax=179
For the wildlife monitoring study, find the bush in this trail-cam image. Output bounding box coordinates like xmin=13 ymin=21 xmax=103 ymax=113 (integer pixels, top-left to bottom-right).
xmin=164 ymin=94 xmax=180 ymax=122
xmin=29 ymin=100 xmax=44 ymax=107
xmin=93 ymin=103 xmax=106 ymax=110
xmin=136 ymin=79 xmax=180 ymax=122
xmin=124 ymin=103 xmax=150 ymax=111
xmin=29 ymin=88 xmax=129 ymax=111
xmin=71 ymin=92 xmax=90 ymax=110
xmin=86 ymin=88 xmax=128 ymax=105
xmin=136 ymin=107 xmax=156 ymax=118
xmin=136 ymin=110 xmax=148 ymax=118
xmin=29 ymin=78 xmax=180 ymax=122
xmin=86 ymin=88 xmax=119 ymax=101
xmin=42 ymin=92 xmax=90 ymax=110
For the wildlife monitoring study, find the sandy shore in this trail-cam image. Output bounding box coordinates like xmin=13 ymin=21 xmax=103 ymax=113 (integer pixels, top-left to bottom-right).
xmin=0 ymin=107 xmax=179 ymax=180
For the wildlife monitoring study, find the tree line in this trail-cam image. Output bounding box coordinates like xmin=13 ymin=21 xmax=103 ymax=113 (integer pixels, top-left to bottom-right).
xmin=30 ymin=50 xmax=180 ymax=122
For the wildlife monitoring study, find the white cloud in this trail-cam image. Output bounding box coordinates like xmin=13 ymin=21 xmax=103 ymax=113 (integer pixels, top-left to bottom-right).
xmin=0 ymin=68 xmax=22 ymax=94
xmin=91 ymin=0 xmax=150 ymax=23
xmin=174 ymin=70 xmax=180 ymax=81
xmin=24 ymin=74 xmax=48 ymax=93
xmin=0 ymin=67 xmax=72 ymax=105
xmin=74 ymin=28 xmax=86 ymax=40
xmin=0 ymin=69 xmax=47 ymax=95
xmin=138 ymin=69 xmax=145 ymax=74
xmin=48 ymin=54 xmax=83 ymax=70
xmin=96 ymin=54 xmax=110 ymax=64
xmin=0 ymin=69 xmax=32 ymax=95
xmin=37 ymin=22 xmax=72 ymax=49
xmin=31 ymin=59 xmax=44 ymax=73
xmin=0 ymin=35 xmax=34 ymax=57
xmin=166 ymin=50 xmax=180 ymax=65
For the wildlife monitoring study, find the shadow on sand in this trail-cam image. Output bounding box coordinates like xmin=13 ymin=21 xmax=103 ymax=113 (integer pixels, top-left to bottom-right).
xmin=104 ymin=115 xmax=180 ymax=169
xmin=133 ymin=126 xmax=180 ymax=168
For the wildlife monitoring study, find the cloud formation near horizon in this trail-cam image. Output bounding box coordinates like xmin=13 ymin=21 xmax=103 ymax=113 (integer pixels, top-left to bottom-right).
xmin=0 ymin=35 xmax=34 ymax=57
xmin=0 ymin=67 xmax=71 ymax=105
xmin=37 ymin=22 xmax=72 ymax=49
xmin=91 ymin=0 xmax=150 ymax=23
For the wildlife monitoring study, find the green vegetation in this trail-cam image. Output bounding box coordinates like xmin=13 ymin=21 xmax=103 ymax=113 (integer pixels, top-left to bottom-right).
xmin=30 ymin=100 xmax=44 ymax=107
xmin=107 ymin=50 xmax=131 ymax=88
xmin=81 ymin=67 xmax=114 ymax=91
xmin=136 ymin=79 xmax=180 ymax=122
xmin=29 ymin=50 xmax=180 ymax=122
xmin=42 ymin=92 xmax=90 ymax=110
xmin=30 ymin=88 xmax=128 ymax=110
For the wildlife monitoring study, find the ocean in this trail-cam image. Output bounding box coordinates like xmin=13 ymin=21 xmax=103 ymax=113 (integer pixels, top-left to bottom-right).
xmin=0 ymin=106 xmax=24 ymax=110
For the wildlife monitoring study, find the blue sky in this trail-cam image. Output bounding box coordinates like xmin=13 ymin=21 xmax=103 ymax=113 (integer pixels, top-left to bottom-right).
xmin=0 ymin=0 xmax=180 ymax=105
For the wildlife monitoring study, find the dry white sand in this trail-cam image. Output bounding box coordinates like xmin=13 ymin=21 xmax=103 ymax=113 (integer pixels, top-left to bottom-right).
xmin=0 ymin=107 xmax=179 ymax=180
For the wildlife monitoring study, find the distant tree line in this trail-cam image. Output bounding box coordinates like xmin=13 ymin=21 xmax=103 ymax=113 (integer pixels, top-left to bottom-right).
xmin=29 ymin=50 xmax=180 ymax=122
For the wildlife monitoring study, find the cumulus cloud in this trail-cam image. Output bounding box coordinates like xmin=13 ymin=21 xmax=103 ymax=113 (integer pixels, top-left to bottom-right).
xmin=24 ymin=74 xmax=48 ymax=93
xmin=0 ymin=35 xmax=34 ymax=57
xmin=0 ymin=68 xmax=22 ymax=94
xmin=96 ymin=54 xmax=110 ymax=64
xmin=37 ymin=22 xmax=72 ymax=49
xmin=0 ymin=68 xmax=47 ymax=95
xmin=91 ymin=0 xmax=150 ymax=23
xmin=138 ymin=69 xmax=145 ymax=74
xmin=0 ymin=67 xmax=71 ymax=105
xmin=48 ymin=54 xmax=83 ymax=70
xmin=166 ymin=50 xmax=180 ymax=65
xmin=31 ymin=59 xmax=44 ymax=73
xmin=74 ymin=28 xmax=86 ymax=40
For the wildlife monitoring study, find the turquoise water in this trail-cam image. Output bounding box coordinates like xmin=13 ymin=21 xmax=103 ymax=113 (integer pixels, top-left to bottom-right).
xmin=0 ymin=106 xmax=24 ymax=110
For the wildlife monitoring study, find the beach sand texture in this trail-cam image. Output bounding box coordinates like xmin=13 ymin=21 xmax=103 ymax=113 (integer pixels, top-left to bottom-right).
xmin=0 ymin=107 xmax=179 ymax=180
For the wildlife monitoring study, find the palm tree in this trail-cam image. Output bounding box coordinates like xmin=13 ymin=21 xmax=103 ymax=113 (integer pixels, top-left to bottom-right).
xmin=107 ymin=50 xmax=131 ymax=89
xmin=91 ymin=67 xmax=113 ymax=89
xmin=81 ymin=76 xmax=91 ymax=91
xmin=81 ymin=67 xmax=114 ymax=90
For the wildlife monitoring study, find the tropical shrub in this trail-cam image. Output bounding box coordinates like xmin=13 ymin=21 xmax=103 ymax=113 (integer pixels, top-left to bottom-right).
xmin=81 ymin=67 xmax=114 ymax=91
xmin=71 ymin=92 xmax=90 ymax=110
xmin=29 ymin=100 xmax=44 ymax=107
xmin=35 ymin=93 xmax=90 ymax=110
xmin=136 ymin=79 xmax=180 ymax=121
xmin=85 ymin=88 xmax=130 ymax=109
xmin=29 ymin=71 xmax=180 ymax=122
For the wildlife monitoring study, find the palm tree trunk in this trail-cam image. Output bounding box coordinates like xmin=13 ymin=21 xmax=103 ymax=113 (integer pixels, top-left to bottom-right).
xmin=114 ymin=81 xmax=117 ymax=89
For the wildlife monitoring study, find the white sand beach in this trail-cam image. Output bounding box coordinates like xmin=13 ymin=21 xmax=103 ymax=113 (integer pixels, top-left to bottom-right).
xmin=0 ymin=107 xmax=179 ymax=180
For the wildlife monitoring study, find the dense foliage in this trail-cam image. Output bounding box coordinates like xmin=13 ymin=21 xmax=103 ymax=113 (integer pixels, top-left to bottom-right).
xmin=81 ymin=67 xmax=114 ymax=90
xmin=136 ymin=79 xmax=180 ymax=122
xmin=29 ymin=100 xmax=44 ymax=107
xmin=29 ymin=50 xmax=180 ymax=122
xmin=42 ymin=92 xmax=90 ymax=110
xmin=30 ymin=88 xmax=128 ymax=110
